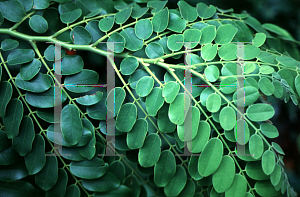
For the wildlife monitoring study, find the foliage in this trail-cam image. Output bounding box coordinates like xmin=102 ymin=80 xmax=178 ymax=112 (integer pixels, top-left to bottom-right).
xmin=0 ymin=0 xmax=300 ymax=196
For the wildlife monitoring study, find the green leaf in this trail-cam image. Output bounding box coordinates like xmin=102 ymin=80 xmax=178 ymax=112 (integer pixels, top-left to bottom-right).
xmin=188 ymin=156 xmax=202 ymax=180
xmin=115 ymin=7 xmax=132 ymax=24
xmin=1 ymin=39 xmax=19 ymax=51
xmin=106 ymin=87 xmax=126 ymax=116
xmin=154 ymin=150 xmax=176 ymax=187
xmin=136 ymin=76 xmax=154 ymax=97
xmin=178 ymin=180 xmax=195 ymax=197
xmin=212 ymin=155 xmax=235 ymax=193
xmin=183 ymin=29 xmax=201 ymax=49
xmin=15 ymin=73 xmax=51 ymax=93
xmin=120 ymin=28 xmax=143 ymax=51
xmin=116 ymin=103 xmax=137 ymax=132
xmin=169 ymin=93 xmax=191 ymax=125
xmin=167 ymin=12 xmax=186 ymax=33
xmin=262 ymin=23 xmax=295 ymax=41
xmin=218 ymin=43 xmax=237 ymax=60
xmin=138 ymin=133 xmax=161 ymax=167
xmin=157 ymin=104 xmax=176 ymax=133
xmin=85 ymin=20 xmax=105 ymax=43
xmin=152 ymin=7 xmax=169 ymax=33
xmin=46 ymin=168 xmax=68 ymax=197
xmin=196 ymin=3 xmax=216 ymax=19
xmin=44 ymin=45 xmax=66 ymax=61
xmin=29 ymin=15 xmax=48 ymax=33
xmin=257 ymin=51 xmax=277 ymax=64
xmin=0 ymin=146 xmax=21 ymax=165
xmin=99 ymin=16 xmax=114 ymax=32
xmin=35 ymin=154 xmax=58 ymax=191
xmin=3 ymin=99 xmax=23 ymax=139
xmin=220 ymin=77 xmax=237 ymax=94
xmin=0 ymin=161 xmax=28 ymax=181
xmin=17 ymin=0 xmax=33 ymax=12
xmin=0 ymin=1 xmax=26 ymax=22
xmin=198 ymin=138 xmax=223 ymax=177
xmin=43 ymin=7 xmax=64 ymax=32
xmin=237 ymin=45 xmax=260 ymax=60
xmin=167 ymin=34 xmax=184 ymax=51
xmin=200 ymin=87 xmax=214 ymax=106
xmin=0 ymin=130 xmax=11 ymax=152
xmin=127 ymin=119 xmax=148 ymax=149
xmin=135 ymin=19 xmax=153 ymax=40
xmin=108 ymin=160 xmax=125 ymax=183
xmin=187 ymin=121 xmax=210 ymax=153
xmin=163 ymin=81 xmax=180 ymax=103
xmin=225 ymin=174 xmax=247 ymax=197
xmin=120 ymin=57 xmax=139 ymax=75
xmin=177 ymin=1 xmax=197 ymax=22
xmin=147 ymin=1 xmax=167 ymax=14
xmin=201 ymin=43 xmax=217 ymax=61
xmin=145 ymin=42 xmax=164 ymax=59
xmin=64 ymin=184 xmax=80 ymax=197
xmin=260 ymin=123 xmax=279 ymax=138
xmin=270 ymin=164 xmax=281 ymax=186
xmin=215 ymin=24 xmax=238 ymax=44
xmin=204 ymin=64 xmax=219 ymax=81
xmin=233 ymin=86 xmax=259 ymax=107
xmin=219 ymin=106 xmax=236 ymax=130
xmin=245 ymin=161 xmax=269 ymax=180
xmin=70 ymin=157 xmax=108 ymax=179
xmin=259 ymin=65 xmax=274 ymax=74
xmin=24 ymin=135 xmax=46 ymax=175
xmin=64 ymin=69 xmax=99 ymax=93
xmin=206 ymin=93 xmax=221 ymax=112
xmin=0 ymin=180 xmax=37 ymax=197
xmin=177 ymin=106 xmax=200 ymax=141
xmin=123 ymin=175 xmax=140 ymax=197
xmin=131 ymin=6 xmax=148 ymax=19
xmin=75 ymin=91 xmax=103 ymax=106
xmin=94 ymin=185 xmax=132 ymax=197
xmin=253 ymin=33 xmax=266 ymax=47
xmin=82 ymin=171 xmax=120 ymax=192
xmin=278 ymin=69 xmax=297 ymax=91
xmin=60 ymin=9 xmax=82 ymax=24
xmin=61 ymin=104 xmax=83 ymax=145
xmin=0 ymin=81 xmax=13 ymax=117
xmin=262 ymin=150 xmax=276 ymax=175
xmin=86 ymin=97 xmax=106 ymax=120
xmin=146 ymin=87 xmax=164 ymax=116
xmin=164 ymin=165 xmax=187 ymax=197
xmin=255 ymin=180 xmax=281 ymax=196
xmin=47 ymin=123 xmax=92 ymax=147
xmin=273 ymin=81 xmax=283 ymax=98
xmin=258 ymin=77 xmax=274 ymax=96
xmin=276 ymin=56 xmax=298 ymax=69
xmin=243 ymin=16 xmax=271 ymax=37
xmin=20 ymin=59 xmax=41 ymax=80
xmin=70 ymin=26 xmax=92 ymax=45
xmin=246 ymin=103 xmax=275 ymax=121
xmin=7 ymin=49 xmax=35 ymax=65
xmin=25 ymin=86 xmax=67 ymax=108
xmin=33 ymin=0 xmax=49 ymax=9
xmin=12 ymin=116 xmax=35 ymax=156
xmin=295 ymin=75 xmax=300 ymax=98
xmin=272 ymin=142 xmax=285 ymax=155
xmin=249 ymin=134 xmax=264 ymax=159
